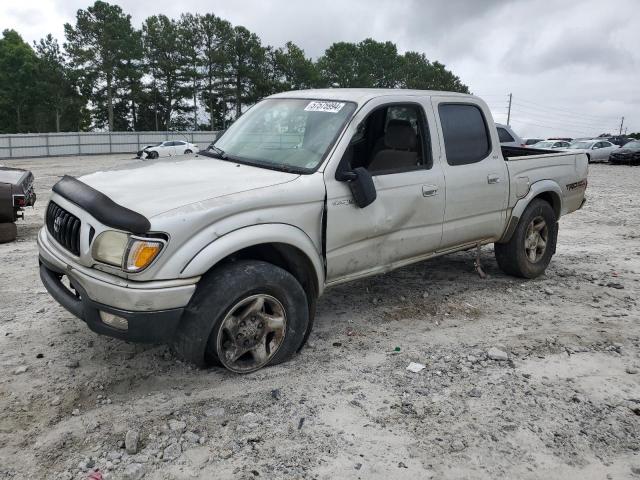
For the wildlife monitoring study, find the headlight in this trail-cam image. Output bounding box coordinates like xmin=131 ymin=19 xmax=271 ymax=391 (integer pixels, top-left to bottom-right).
xmin=92 ymin=231 xmax=165 ymax=272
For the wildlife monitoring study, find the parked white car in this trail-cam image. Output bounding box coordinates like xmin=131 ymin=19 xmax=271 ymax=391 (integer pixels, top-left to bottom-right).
xmin=566 ymin=139 xmax=618 ymax=163
xmin=142 ymin=140 xmax=198 ymax=159
xmin=530 ymin=140 xmax=572 ymax=150
xmin=495 ymin=123 xmax=525 ymax=147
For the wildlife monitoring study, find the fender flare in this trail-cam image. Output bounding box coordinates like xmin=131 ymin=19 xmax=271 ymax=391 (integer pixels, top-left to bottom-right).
xmin=499 ymin=180 xmax=563 ymax=243
xmin=180 ymin=223 xmax=325 ymax=294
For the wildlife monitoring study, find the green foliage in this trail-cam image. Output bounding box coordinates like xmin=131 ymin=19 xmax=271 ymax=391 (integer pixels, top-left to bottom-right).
xmin=1 ymin=2 xmax=471 ymax=133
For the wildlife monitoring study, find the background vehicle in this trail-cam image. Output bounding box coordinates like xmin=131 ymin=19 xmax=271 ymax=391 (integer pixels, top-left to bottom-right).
xmin=523 ymin=138 xmax=544 ymax=146
xmin=136 ymin=144 xmax=157 ymax=158
xmin=530 ymin=140 xmax=571 ymax=150
xmin=38 ymin=90 xmax=588 ymax=373
xmin=142 ymin=140 xmax=198 ymax=159
xmin=567 ymin=139 xmax=618 ymax=163
xmin=0 ymin=167 xmax=36 ymax=243
xmin=496 ymin=123 xmax=525 ymax=147
xmin=609 ymin=140 xmax=640 ymax=165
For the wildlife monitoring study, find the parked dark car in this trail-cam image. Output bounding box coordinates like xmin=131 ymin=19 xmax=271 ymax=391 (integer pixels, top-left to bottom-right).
xmin=609 ymin=140 xmax=640 ymax=165
xmin=0 ymin=167 xmax=36 ymax=242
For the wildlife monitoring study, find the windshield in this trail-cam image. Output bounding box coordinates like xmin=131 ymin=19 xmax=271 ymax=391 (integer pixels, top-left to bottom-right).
xmin=624 ymin=141 xmax=640 ymax=148
xmin=568 ymin=141 xmax=593 ymax=149
xmin=211 ymin=98 xmax=357 ymax=172
xmin=533 ymin=141 xmax=554 ymax=148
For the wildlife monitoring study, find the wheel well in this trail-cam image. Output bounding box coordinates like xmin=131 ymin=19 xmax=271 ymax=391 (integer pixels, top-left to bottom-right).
xmin=213 ymin=242 xmax=319 ymax=314
xmin=533 ymin=191 xmax=561 ymax=219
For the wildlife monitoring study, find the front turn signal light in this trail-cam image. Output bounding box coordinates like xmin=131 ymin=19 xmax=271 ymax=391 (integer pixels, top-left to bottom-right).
xmin=124 ymin=238 xmax=164 ymax=272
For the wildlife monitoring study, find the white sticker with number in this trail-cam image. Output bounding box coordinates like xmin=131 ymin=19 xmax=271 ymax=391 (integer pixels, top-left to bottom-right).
xmin=304 ymin=101 xmax=345 ymax=113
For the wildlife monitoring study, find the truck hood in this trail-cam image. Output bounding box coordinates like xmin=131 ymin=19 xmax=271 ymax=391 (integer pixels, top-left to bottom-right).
xmin=79 ymin=156 xmax=299 ymax=218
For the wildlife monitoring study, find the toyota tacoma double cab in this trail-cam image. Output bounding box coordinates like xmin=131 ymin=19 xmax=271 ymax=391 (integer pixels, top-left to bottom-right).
xmin=38 ymin=89 xmax=588 ymax=373
xmin=0 ymin=166 xmax=36 ymax=243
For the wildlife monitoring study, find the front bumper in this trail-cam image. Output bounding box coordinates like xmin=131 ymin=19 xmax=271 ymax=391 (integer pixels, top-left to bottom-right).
xmin=39 ymin=257 xmax=184 ymax=343
xmin=37 ymin=227 xmax=198 ymax=343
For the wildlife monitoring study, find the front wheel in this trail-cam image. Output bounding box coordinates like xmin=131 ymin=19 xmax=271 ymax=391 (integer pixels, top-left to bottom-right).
xmin=172 ymin=260 xmax=309 ymax=372
xmin=184 ymin=149 xmax=193 ymax=154
xmin=495 ymin=199 xmax=558 ymax=278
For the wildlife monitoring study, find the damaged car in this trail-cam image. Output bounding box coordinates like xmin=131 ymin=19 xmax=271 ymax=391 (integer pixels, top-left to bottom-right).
xmin=138 ymin=140 xmax=198 ymax=159
xmin=0 ymin=166 xmax=36 ymax=243
xmin=38 ymin=89 xmax=588 ymax=373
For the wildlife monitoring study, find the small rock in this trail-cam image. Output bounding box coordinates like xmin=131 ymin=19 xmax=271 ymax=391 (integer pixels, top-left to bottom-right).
xmin=50 ymin=396 xmax=62 ymax=406
xmin=626 ymin=366 xmax=638 ymax=375
xmin=271 ymin=389 xmax=281 ymax=400
xmin=469 ymin=387 xmax=482 ymax=398
xmin=450 ymin=439 xmax=466 ymax=452
xmin=122 ymin=462 xmax=145 ymax=480
xmin=219 ymin=449 xmax=233 ymax=459
xmin=72 ymin=408 xmax=80 ymax=416
xmin=125 ymin=429 xmax=140 ymax=454
xmin=241 ymin=412 xmax=260 ymax=425
xmin=65 ymin=360 xmax=80 ymax=369
xmin=163 ymin=443 xmax=181 ymax=461
xmin=487 ymin=347 xmax=508 ymax=361
xmin=631 ymin=465 xmax=640 ymax=475
xmin=183 ymin=431 xmax=199 ymax=443
xmin=13 ymin=366 xmax=28 ymax=375
xmin=606 ymin=282 xmax=624 ymax=290
xmin=544 ymin=288 xmax=554 ymax=295
xmin=168 ymin=419 xmax=186 ymax=432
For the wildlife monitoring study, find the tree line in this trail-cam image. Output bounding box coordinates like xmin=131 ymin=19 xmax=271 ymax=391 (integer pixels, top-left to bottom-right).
xmin=0 ymin=1 xmax=470 ymax=134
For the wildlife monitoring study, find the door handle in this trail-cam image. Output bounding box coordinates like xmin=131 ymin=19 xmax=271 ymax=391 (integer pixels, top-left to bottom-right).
xmin=422 ymin=185 xmax=438 ymax=197
xmin=487 ymin=174 xmax=501 ymax=184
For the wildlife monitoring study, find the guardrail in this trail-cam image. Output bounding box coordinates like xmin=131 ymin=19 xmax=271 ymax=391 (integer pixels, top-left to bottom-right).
xmin=0 ymin=131 xmax=221 ymax=159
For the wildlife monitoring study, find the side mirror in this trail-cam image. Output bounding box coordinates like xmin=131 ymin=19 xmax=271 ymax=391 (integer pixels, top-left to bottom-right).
xmin=337 ymin=166 xmax=377 ymax=208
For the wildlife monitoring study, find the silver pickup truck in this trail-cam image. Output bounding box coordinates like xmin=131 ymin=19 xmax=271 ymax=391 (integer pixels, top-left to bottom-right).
xmin=38 ymin=89 xmax=588 ymax=373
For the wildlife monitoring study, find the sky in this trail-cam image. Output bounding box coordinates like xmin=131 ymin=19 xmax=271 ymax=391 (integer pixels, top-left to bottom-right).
xmin=1 ymin=0 xmax=639 ymax=138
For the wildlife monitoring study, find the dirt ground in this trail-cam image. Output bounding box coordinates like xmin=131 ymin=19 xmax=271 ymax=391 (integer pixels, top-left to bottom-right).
xmin=0 ymin=154 xmax=639 ymax=480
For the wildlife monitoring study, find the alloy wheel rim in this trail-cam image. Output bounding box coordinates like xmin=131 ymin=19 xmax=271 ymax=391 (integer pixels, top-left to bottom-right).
xmin=524 ymin=215 xmax=548 ymax=263
xmin=216 ymin=294 xmax=287 ymax=373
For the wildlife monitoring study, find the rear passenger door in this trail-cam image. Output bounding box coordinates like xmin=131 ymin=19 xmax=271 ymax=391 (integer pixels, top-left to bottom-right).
xmin=431 ymin=98 xmax=509 ymax=249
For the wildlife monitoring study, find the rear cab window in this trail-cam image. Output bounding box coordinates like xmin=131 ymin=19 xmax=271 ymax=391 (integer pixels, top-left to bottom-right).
xmin=438 ymin=104 xmax=492 ymax=165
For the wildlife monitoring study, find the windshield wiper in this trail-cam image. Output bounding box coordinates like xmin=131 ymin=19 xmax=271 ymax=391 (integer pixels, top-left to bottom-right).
xmin=206 ymin=145 xmax=228 ymax=159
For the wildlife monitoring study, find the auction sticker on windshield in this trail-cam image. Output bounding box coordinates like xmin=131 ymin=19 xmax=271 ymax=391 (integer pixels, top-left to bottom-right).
xmin=304 ymin=101 xmax=345 ymax=113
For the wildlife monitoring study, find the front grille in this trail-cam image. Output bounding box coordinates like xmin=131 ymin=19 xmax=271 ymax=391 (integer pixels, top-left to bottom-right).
xmin=46 ymin=201 xmax=81 ymax=255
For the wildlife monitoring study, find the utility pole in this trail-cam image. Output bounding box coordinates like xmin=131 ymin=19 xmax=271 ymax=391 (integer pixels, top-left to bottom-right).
xmin=507 ymin=93 xmax=512 ymax=126
xmin=619 ymin=116 xmax=624 ymax=135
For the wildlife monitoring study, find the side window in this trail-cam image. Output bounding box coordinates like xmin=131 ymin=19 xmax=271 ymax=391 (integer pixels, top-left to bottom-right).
xmin=497 ymin=127 xmax=514 ymax=143
xmin=345 ymin=103 xmax=432 ymax=176
xmin=438 ymin=104 xmax=491 ymax=166
xmin=164 ymin=141 xmax=175 ymax=147
xmin=176 ymin=141 xmax=186 ymax=146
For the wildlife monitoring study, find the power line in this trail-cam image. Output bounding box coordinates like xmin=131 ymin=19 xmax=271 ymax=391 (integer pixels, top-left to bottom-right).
xmin=514 ymin=97 xmax=619 ymax=122
xmin=511 ymin=102 xmax=616 ymax=128
xmin=509 ymin=107 xmax=617 ymax=131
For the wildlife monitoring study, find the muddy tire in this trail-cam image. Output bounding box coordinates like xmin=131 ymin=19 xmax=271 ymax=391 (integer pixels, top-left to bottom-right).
xmin=172 ymin=260 xmax=309 ymax=372
xmin=495 ymin=199 xmax=558 ymax=278
xmin=147 ymin=151 xmax=158 ymax=159
xmin=0 ymin=222 xmax=17 ymax=243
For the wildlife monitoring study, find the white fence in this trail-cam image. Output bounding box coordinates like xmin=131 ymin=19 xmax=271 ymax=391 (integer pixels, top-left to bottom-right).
xmin=0 ymin=131 xmax=221 ymax=159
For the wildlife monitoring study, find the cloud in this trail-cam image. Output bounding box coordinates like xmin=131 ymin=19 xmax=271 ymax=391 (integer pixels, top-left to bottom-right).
xmin=1 ymin=0 xmax=639 ymax=136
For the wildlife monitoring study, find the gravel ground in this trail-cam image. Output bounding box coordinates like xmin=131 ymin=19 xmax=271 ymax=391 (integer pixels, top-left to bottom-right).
xmin=0 ymin=155 xmax=639 ymax=480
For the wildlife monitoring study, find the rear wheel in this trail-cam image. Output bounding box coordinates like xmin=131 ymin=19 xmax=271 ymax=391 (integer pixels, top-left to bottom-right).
xmin=495 ymin=199 xmax=558 ymax=278
xmin=172 ymin=260 xmax=309 ymax=372
xmin=0 ymin=222 xmax=17 ymax=243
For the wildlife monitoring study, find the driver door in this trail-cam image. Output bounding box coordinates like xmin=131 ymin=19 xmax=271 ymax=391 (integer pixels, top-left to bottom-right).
xmin=324 ymin=97 xmax=445 ymax=283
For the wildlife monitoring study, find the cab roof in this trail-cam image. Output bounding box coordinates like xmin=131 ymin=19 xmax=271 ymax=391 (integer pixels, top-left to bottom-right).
xmin=269 ymin=88 xmax=477 ymax=105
